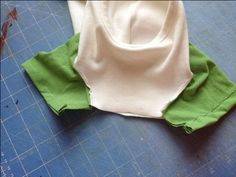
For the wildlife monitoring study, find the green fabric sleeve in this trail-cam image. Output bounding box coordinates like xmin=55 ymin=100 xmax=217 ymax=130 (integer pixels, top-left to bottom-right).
xmin=163 ymin=44 xmax=236 ymax=134
xmin=22 ymin=33 xmax=90 ymax=116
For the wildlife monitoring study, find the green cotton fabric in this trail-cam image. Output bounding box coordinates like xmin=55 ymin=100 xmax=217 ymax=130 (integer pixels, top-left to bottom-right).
xmin=22 ymin=33 xmax=90 ymax=116
xmin=163 ymin=44 xmax=236 ymax=134
xmin=22 ymin=34 xmax=236 ymax=133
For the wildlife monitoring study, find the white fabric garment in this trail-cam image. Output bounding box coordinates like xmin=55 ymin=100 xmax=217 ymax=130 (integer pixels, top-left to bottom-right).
xmin=69 ymin=1 xmax=193 ymax=118
xmin=68 ymin=1 xmax=86 ymax=33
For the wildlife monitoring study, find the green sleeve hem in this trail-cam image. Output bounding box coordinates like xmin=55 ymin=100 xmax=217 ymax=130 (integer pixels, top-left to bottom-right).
xmin=165 ymin=88 xmax=236 ymax=134
xmin=183 ymin=88 xmax=236 ymax=133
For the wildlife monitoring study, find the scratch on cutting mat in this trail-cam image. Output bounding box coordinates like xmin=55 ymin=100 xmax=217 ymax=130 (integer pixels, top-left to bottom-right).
xmin=0 ymin=7 xmax=17 ymax=56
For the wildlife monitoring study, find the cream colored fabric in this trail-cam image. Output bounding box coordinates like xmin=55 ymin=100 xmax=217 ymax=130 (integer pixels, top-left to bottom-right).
xmin=70 ymin=1 xmax=193 ymax=118
xmin=67 ymin=1 xmax=86 ymax=33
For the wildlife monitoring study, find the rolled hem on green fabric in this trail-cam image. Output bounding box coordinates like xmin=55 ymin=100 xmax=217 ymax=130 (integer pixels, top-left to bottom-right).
xmin=54 ymin=104 xmax=92 ymax=116
xmin=166 ymin=89 xmax=236 ymax=134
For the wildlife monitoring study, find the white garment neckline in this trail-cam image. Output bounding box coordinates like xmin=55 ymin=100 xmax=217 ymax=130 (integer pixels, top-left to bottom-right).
xmin=97 ymin=1 xmax=175 ymax=49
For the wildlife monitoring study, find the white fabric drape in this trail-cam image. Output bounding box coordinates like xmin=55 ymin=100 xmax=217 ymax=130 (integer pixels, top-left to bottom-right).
xmin=68 ymin=1 xmax=193 ymax=118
